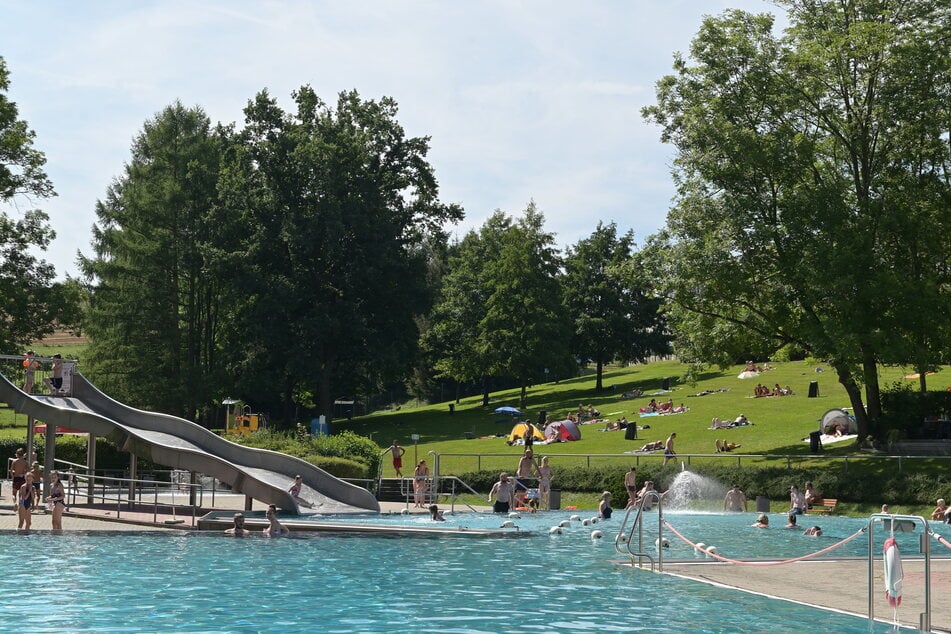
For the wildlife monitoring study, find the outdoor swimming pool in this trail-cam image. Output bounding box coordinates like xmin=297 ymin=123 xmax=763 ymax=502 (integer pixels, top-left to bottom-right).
xmin=3 ymin=511 xmax=940 ymax=632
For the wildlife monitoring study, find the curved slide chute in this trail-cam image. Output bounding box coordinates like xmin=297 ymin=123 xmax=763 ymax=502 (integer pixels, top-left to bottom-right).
xmin=0 ymin=372 xmax=379 ymax=515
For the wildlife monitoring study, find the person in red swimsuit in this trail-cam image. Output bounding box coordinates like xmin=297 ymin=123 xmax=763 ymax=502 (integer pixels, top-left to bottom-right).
xmin=385 ymin=440 xmax=406 ymax=478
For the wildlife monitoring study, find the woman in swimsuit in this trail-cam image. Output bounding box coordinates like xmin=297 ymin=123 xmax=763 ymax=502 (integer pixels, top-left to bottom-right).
xmin=46 ymin=470 xmax=67 ymax=530
xmin=288 ymin=475 xmax=313 ymax=508
xmin=18 ymin=473 xmax=35 ymax=529
xmin=537 ymin=457 xmax=553 ymax=510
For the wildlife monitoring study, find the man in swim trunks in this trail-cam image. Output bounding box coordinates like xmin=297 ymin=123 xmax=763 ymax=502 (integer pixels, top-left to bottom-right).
xmin=9 ymin=448 xmax=28 ymax=495
xmin=385 ymin=440 xmax=406 ymax=478
xmin=624 ymin=467 xmax=638 ymax=508
xmin=488 ymin=472 xmax=515 ymax=514
xmin=515 ymin=449 xmax=538 ymax=506
xmin=663 ymin=433 xmax=677 ymax=466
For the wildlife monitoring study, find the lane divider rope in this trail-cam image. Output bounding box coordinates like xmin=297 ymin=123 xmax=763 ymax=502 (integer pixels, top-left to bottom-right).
xmin=663 ymin=519 xmax=866 ymax=566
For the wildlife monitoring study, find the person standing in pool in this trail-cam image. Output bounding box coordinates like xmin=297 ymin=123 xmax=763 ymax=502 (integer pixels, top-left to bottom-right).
xmin=384 ymin=440 xmax=406 ymax=478
xmin=263 ymin=505 xmax=289 ymax=536
xmin=225 ymin=513 xmax=250 ymax=536
xmin=723 ymin=484 xmax=747 ymax=512
xmin=45 ymin=470 xmax=66 ymax=530
xmin=413 ymin=460 xmax=429 ymax=508
xmin=488 ymin=472 xmax=515 ymax=514
xmin=663 ymin=433 xmax=677 ymax=466
xmin=624 ymin=467 xmax=638 ymax=508
xmin=428 ymin=504 xmax=445 ymax=521
xmin=17 ymin=473 xmax=35 ymax=529
xmin=598 ymin=491 xmax=613 ymax=519
xmin=537 ymin=456 xmax=553 ymax=510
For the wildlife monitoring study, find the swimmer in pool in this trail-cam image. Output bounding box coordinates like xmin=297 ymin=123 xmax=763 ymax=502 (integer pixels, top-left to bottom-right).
xmin=804 ymin=526 xmax=822 ymax=536
xmin=263 ymin=505 xmax=289 ymax=536
xmin=225 ymin=513 xmax=250 ymax=536
xmin=752 ymin=513 xmax=769 ymax=528
xmin=429 ymin=504 xmax=445 ymax=521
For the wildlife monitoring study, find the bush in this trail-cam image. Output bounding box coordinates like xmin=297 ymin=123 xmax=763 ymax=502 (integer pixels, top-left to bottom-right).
xmin=234 ymin=429 xmax=381 ymax=478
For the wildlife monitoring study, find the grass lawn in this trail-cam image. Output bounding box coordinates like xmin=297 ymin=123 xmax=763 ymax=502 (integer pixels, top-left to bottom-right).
xmin=336 ymin=360 xmax=949 ymax=478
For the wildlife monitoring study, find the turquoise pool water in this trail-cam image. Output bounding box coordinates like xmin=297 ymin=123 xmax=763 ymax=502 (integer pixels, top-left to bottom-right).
xmin=2 ymin=512 xmax=938 ymax=632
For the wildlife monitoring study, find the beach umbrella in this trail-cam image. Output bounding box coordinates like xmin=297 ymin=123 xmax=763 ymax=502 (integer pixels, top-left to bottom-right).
xmin=494 ymin=406 xmax=521 ymax=416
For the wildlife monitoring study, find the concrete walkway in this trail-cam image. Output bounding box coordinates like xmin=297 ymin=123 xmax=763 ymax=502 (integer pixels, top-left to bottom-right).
xmin=661 ymin=557 xmax=951 ymax=632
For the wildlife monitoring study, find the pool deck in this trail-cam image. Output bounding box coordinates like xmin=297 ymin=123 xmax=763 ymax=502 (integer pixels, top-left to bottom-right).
xmin=658 ymin=557 xmax=951 ymax=633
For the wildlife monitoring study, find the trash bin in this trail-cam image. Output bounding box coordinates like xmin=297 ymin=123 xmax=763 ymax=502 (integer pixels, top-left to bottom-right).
xmin=625 ymin=425 xmax=638 ymax=440
xmin=756 ymin=496 xmax=770 ymax=513
xmin=808 ymin=381 xmax=819 ymax=398
xmin=662 ymin=377 xmax=671 ymax=390
xmin=448 ymin=403 xmax=455 ymax=416
xmin=809 ymin=430 xmax=823 ymax=453
xmin=549 ymin=489 xmax=561 ymax=510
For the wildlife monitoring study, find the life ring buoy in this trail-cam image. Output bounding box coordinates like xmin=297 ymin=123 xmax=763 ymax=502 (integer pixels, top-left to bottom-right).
xmin=883 ymin=536 xmax=903 ymax=608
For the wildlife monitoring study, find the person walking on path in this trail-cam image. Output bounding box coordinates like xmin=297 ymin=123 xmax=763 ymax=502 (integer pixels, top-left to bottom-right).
xmin=663 ymin=433 xmax=677 ymax=466
xmin=384 ymin=440 xmax=406 ymax=478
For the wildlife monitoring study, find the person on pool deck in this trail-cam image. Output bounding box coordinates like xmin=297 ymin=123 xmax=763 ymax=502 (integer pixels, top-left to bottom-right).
xmin=30 ymin=462 xmax=43 ymax=511
xmin=22 ymin=350 xmax=40 ymax=393
xmin=881 ymin=504 xmax=890 ymax=514
xmin=488 ymin=472 xmax=515 ymax=514
xmin=46 ymin=470 xmax=67 ymax=530
xmin=804 ymin=481 xmax=819 ymax=509
xmin=624 ymin=466 xmax=638 ymax=508
xmin=789 ymin=485 xmax=806 ymax=515
xmin=45 ymin=353 xmax=64 ymax=395
xmin=225 ymin=513 xmax=250 ymax=536
xmin=752 ymin=513 xmax=769 ymax=528
xmin=663 ymin=433 xmax=677 ymax=466
xmin=723 ymin=484 xmax=747 ymax=512
xmin=17 ymin=473 xmax=35 ymax=530
xmin=785 ymin=513 xmax=798 ymax=529
xmin=598 ymin=491 xmax=613 ymax=519
xmin=931 ymin=498 xmax=948 ymax=521
xmin=288 ymin=475 xmax=314 ymax=508
xmin=9 ymin=448 xmax=28 ymax=497
xmin=803 ymin=526 xmax=822 ymax=536
xmin=537 ymin=456 xmax=553 ymax=510
xmin=263 ymin=505 xmax=289 ymax=536
xmin=384 ymin=440 xmax=406 ymax=478
xmin=429 ymin=504 xmax=445 ymax=521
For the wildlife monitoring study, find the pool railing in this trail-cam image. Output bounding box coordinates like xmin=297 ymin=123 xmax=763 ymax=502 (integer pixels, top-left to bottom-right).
xmin=615 ymin=489 xmax=665 ymax=571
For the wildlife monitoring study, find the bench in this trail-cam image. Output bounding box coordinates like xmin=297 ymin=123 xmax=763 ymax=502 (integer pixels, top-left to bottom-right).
xmin=809 ymin=498 xmax=838 ymax=514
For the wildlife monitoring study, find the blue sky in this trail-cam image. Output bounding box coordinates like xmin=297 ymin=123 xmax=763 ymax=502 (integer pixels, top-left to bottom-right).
xmin=1 ymin=0 xmax=781 ymax=279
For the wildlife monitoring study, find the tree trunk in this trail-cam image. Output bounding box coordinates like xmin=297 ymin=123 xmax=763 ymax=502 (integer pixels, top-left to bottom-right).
xmin=860 ymin=345 xmax=882 ymax=423
xmin=455 ymin=380 xmax=460 ymax=404
xmin=520 ymin=381 xmax=527 ymax=411
xmin=833 ymin=362 xmax=869 ymax=441
xmin=482 ymin=375 xmax=490 ymax=408
xmin=595 ymin=357 xmax=604 ymax=393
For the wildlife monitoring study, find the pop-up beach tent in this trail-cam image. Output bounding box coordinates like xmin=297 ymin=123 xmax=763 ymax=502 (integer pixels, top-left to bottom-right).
xmin=544 ymin=420 xmax=581 ymax=441
xmin=508 ymin=422 xmax=546 ymax=443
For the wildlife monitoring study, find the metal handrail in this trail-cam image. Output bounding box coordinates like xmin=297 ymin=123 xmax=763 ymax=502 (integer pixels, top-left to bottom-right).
xmin=64 ymin=471 xmax=204 ymax=527
xmin=615 ymin=490 xmax=664 ymax=571
xmin=430 ymin=450 xmax=951 ymax=475
xmin=867 ymin=512 xmax=932 ymax=631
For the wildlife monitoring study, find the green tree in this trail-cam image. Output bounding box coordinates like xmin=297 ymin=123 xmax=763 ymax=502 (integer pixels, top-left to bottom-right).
xmin=218 ymin=87 xmax=461 ymax=423
xmin=563 ymin=222 xmax=669 ymax=392
xmin=0 ymin=56 xmax=69 ymax=350
xmin=422 ymin=213 xmax=512 ymax=407
xmin=81 ymin=102 xmax=225 ymax=422
xmin=641 ymin=2 xmax=951 ymax=440
xmin=479 ymin=202 xmax=571 ymax=410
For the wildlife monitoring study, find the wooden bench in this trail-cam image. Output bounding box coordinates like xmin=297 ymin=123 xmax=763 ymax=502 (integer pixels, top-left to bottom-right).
xmin=809 ymin=498 xmax=838 ymax=514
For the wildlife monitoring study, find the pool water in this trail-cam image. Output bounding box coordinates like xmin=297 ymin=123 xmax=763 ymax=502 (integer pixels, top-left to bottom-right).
xmin=2 ymin=512 xmax=938 ymax=633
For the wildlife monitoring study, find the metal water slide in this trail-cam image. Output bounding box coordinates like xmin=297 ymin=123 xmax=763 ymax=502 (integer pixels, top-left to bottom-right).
xmin=0 ymin=371 xmax=379 ymax=515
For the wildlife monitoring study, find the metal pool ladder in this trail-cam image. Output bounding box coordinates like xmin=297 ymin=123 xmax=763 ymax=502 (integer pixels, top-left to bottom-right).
xmin=615 ymin=490 xmax=665 ymax=572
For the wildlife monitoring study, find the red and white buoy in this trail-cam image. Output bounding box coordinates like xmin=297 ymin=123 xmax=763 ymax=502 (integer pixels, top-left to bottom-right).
xmin=883 ymin=535 xmax=903 ymax=609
